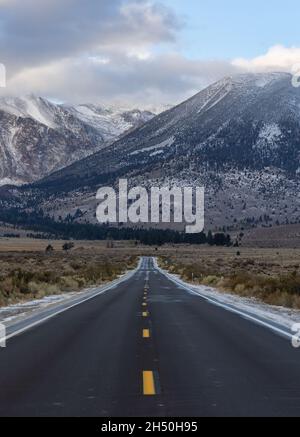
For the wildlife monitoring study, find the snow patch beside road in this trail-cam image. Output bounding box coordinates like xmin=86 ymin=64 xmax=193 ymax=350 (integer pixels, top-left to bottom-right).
xmin=0 ymin=292 xmax=84 ymax=324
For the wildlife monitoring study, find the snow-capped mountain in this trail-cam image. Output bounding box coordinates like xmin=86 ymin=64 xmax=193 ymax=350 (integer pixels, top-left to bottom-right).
xmin=62 ymin=103 xmax=154 ymax=142
xmin=1 ymin=73 xmax=300 ymax=230
xmin=0 ymin=95 xmax=154 ymax=185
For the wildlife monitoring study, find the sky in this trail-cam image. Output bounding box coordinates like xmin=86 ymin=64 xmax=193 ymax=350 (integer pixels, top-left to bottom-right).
xmin=0 ymin=0 xmax=299 ymax=108
xmin=163 ymin=0 xmax=300 ymax=58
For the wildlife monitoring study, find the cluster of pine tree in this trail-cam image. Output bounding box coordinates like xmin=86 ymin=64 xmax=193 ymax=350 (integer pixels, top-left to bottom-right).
xmin=0 ymin=208 xmax=231 ymax=247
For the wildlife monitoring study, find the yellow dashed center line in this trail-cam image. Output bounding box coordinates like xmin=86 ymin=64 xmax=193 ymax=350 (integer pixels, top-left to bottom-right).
xmin=143 ymin=371 xmax=156 ymax=395
xmin=142 ymin=302 xmax=147 ymax=307
xmin=143 ymin=329 xmax=150 ymax=338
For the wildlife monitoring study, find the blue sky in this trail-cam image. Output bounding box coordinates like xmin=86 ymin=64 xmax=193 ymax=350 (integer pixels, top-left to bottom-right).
xmin=163 ymin=0 xmax=300 ymax=59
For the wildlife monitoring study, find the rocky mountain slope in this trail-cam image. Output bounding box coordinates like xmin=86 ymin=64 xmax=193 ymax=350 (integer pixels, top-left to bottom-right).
xmin=1 ymin=73 xmax=300 ymax=231
xmin=0 ymin=95 xmax=154 ymax=185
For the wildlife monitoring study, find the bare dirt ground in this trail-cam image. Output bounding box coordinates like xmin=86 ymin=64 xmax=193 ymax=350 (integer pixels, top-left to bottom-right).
xmin=239 ymin=224 xmax=300 ymax=248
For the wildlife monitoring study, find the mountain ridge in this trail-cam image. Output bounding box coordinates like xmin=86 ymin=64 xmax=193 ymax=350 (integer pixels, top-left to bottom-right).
xmin=0 ymin=95 xmax=155 ymax=186
xmin=1 ymin=72 xmax=300 ymax=231
xmin=37 ymin=72 xmax=300 ymax=187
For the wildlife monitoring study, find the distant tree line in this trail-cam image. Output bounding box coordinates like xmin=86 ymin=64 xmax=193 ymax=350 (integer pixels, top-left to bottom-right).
xmin=0 ymin=208 xmax=232 ymax=247
xmin=2 ymin=233 xmax=20 ymax=238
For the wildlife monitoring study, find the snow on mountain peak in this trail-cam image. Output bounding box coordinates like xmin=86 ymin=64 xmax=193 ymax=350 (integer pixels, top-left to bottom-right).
xmin=222 ymin=72 xmax=291 ymax=88
xmin=64 ymin=103 xmax=154 ymax=142
xmin=0 ymin=95 xmax=58 ymax=129
xmin=0 ymin=96 xmax=156 ymax=185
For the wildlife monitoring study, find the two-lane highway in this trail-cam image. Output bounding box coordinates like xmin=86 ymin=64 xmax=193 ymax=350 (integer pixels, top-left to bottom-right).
xmin=1 ymin=257 xmax=300 ymax=417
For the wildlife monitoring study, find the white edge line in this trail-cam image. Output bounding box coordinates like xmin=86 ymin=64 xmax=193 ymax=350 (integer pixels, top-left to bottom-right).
xmin=153 ymin=257 xmax=293 ymax=341
xmin=1 ymin=258 xmax=142 ymax=344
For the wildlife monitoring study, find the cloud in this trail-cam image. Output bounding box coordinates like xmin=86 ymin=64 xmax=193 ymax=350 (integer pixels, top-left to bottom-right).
xmin=0 ymin=1 xmax=300 ymax=108
xmin=1 ymin=0 xmax=237 ymax=107
xmin=0 ymin=0 xmax=180 ymax=74
xmin=233 ymin=45 xmax=300 ymax=73
xmin=7 ymin=53 xmax=238 ymax=107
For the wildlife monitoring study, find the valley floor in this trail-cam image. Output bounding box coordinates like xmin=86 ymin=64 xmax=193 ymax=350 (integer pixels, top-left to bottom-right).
xmin=0 ymin=237 xmax=299 ymax=312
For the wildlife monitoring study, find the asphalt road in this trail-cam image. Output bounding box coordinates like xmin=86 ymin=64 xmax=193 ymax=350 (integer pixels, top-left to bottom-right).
xmin=1 ymin=257 xmax=300 ymax=417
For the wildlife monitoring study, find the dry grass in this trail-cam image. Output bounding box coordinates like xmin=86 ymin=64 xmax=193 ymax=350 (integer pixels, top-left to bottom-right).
xmin=1 ymin=238 xmax=300 ymax=310
xmin=0 ymin=237 xmax=137 ymax=252
xmin=0 ymin=243 xmax=138 ymax=306
xmin=158 ymin=246 xmax=300 ymax=309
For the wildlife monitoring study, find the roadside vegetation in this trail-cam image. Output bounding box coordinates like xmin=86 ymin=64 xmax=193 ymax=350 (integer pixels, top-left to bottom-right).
xmin=159 ymin=250 xmax=300 ymax=309
xmin=1 ymin=237 xmax=300 ymax=311
xmin=0 ymin=249 xmax=138 ymax=307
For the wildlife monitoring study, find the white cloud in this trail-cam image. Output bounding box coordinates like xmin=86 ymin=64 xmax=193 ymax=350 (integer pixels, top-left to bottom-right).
xmin=0 ymin=0 xmax=299 ymax=108
xmin=0 ymin=0 xmax=180 ymax=74
xmin=0 ymin=0 xmax=237 ymax=107
xmin=5 ymin=53 xmax=237 ymax=108
xmin=233 ymin=45 xmax=300 ymax=73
